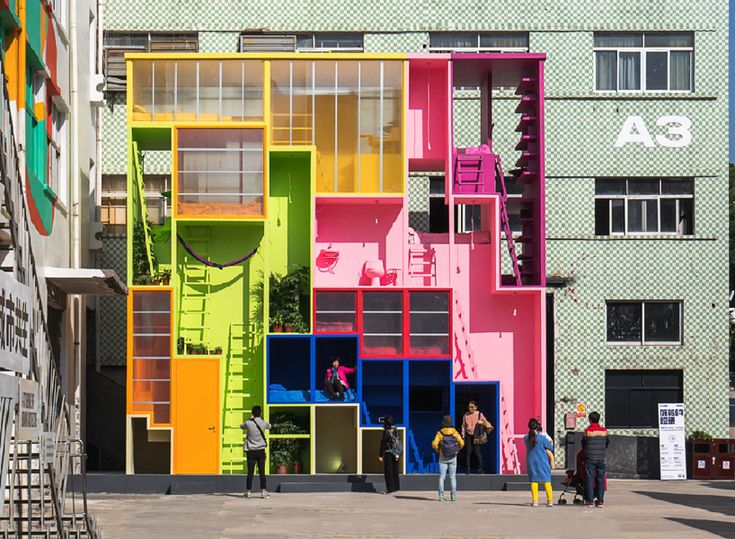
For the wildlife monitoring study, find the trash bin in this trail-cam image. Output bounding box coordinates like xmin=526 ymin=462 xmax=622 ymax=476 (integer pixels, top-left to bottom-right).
xmin=690 ymin=439 xmax=735 ymax=479
xmin=713 ymin=439 xmax=735 ymax=480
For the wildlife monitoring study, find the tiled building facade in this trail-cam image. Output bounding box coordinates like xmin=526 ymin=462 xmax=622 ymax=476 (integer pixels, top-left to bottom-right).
xmin=99 ymin=0 xmax=729 ymax=468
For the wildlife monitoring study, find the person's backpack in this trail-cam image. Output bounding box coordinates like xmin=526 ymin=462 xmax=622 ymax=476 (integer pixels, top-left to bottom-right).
xmin=440 ymin=430 xmax=460 ymax=459
xmin=386 ymin=427 xmax=402 ymax=456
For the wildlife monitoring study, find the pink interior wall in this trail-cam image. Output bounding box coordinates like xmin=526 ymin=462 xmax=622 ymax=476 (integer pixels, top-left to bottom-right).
xmin=314 ymin=202 xmax=405 ymax=287
xmin=407 ymin=61 xmax=449 ymax=171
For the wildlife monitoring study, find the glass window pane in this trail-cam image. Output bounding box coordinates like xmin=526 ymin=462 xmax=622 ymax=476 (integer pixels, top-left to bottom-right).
xmin=629 ymin=179 xmax=660 ymax=195
xmin=358 ymin=61 xmax=381 ymax=193
xmin=662 ymin=179 xmax=693 ymax=194
xmin=270 ymin=60 xmax=292 ymax=145
xmin=430 ymin=32 xmax=478 ymax=49
xmin=176 ymin=61 xmax=197 ymax=119
xmin=607 ymin=302 xmax=642 ymax=342
xmin=429 ymin=177 xmax=445 ymax=194
xmin=221 ymin=60 xmax=244 ymax=121
xmin=670 ymin=52 xmax=691 ymax=91
xmin=642 ymin=370 xmax=682 ymax=388
xmin=381 ymin=61 xmax=404 ymax=194
xmin=132 ymin=60 xmax=153 ymax=121
xmin=479 ymin=33 xmax=528 ymax=49
xmin=314 ymin=33 xmax=363 ymax=50
xmin=644 ymin=199 xmax=658 ymax=232
xmin=679 ymin=198 xmax=694 ymax=235
xmin=315 ymin=291 xmax=356 ymax=333
xmin=153 ymin=60 xmax=175 ymax=121
xmin=295 ymin=34 xmax=313 ymax=49
xmin=644 ymin=32 xmax=693 ymax=48
xmin=337 ymin=61 xmax=359 ymax=193
xmin=628 ymin=200 xmax=643 ymax=232
xmin=660 ymin=199 xmax=677 ymax=232
xmin=243 ymin=60 xmax=264 ymax=121
xmin=177 ymin=128 xmax=264 ymax=217
xmin=314 ymin=61 xmax=337 ymax=192
xmin=595 ymin=51 xmax=617 ymax=91
xmin=611 ymin=200 xmax=625 ymax=233
xmin=594 ymin=33 xmax=643 ymax=47
xmin=595 ymin=178 xmax=626 ymax=195
xmin=619 ymin=52 xmax=641 ymax=90
xmin=595 ymin=199 xmax=611 ymax=235
xmin=644 ymin=302 xmax=681 ymax=343
xmin=646 ymin=51 xmax=668 ymax=91
xmin=198 ymin=60 xmax=220 ymax=120
xmin=291 ymin=61 xmax=314 ymax=144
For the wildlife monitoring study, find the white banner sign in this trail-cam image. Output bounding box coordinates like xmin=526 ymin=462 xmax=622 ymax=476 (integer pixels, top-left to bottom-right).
xmin=0 ymin=374 xmax=19 ymax=506
xmin=0 ymin=270 xmax=32 ymax=375
xmin=658 ymin=403 xmax=687 ymax=480
xmin=17 ymin=379 xmax=40 ymax=442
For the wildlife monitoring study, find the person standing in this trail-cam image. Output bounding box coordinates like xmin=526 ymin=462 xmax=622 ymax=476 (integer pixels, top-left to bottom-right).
xmin=582 ymin=411 xmax=609 ymax=508
xmin=431 ymin=415 xmax=465 ymax=502
xmin=241 ymin=405 xmax=271 ymax=499
xmin=461 ymin=400 xmax=492 ymax=474
xmin=323 ymin=357 xmax=356 ymax=401
xmin=524 ymin=418 xmax=554 ymax=507
xmin=378 ymin=415 xmax=401 ymax=494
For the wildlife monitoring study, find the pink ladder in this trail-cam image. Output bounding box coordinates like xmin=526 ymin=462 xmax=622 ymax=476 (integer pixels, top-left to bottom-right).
xmin=495 ymin=155 xmax=522 ymax=286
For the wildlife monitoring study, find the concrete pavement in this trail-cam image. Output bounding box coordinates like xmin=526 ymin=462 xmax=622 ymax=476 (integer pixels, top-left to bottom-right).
xmin=86 ymin=479 xmax=735 ymax=538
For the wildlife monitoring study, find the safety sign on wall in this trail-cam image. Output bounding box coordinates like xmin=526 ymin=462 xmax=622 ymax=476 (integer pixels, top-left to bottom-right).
xmin=17 ymin=379 xmax=40 ymax=442
xmin=658 ymin=403 xmax=687 ymax=480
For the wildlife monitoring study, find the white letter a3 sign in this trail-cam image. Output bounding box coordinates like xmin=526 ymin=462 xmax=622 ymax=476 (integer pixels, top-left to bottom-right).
xmin=614 ymin=115 xmax=692 ymax=148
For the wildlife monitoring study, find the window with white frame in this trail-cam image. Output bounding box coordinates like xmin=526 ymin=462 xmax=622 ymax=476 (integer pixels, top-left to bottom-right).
xmin=606 ymin=301 xmax=682 ymax=345
xmin=428 ymin=32 xmax=529 ymax=53
xmin=594 ymin=178 xmax=693 ymax=235
xmin=50 ymin=106 xmax=67 ymax=205
xmin=103 ymin=32 xmax=198 ymax=92
xmin=594 ymin=32 xmax=693 ymax=92
xmin=295 ymin=33 xmax=363 ymax=52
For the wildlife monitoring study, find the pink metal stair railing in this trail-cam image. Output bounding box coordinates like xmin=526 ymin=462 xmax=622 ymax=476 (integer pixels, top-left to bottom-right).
xmin=494 ymin=155 xmax=523 ymax=286
xmin=451 ymin=289 xmax=477 ymax=380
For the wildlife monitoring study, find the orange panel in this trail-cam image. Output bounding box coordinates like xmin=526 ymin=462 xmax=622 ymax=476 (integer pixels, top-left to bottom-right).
xmin=173 ymin=357 xmax=220 ymax=474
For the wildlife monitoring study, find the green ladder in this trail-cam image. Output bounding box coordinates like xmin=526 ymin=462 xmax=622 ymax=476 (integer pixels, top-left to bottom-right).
xmin=221 ymin=322 xmax=260 ymax=474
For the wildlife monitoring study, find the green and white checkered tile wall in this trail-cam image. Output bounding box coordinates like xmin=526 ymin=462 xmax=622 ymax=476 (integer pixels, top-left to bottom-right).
xmin=101 ymin=0 xmax=730 ymax=461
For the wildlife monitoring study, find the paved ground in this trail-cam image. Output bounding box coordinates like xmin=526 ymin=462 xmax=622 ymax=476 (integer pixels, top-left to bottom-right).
xmin=87 ymin=480 xmax=735 ymax=538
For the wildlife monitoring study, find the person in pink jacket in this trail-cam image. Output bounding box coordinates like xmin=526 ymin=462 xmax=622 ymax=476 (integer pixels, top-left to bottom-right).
xmin=323 ymin=357 xmax=356 ymax=401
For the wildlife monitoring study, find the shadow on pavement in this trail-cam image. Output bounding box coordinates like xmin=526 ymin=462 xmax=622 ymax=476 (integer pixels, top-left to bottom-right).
xmin=392 ymin=495 xmax=433 ymax=502
xmin=665 ymin=518 xmax=735 ymax=538
xmin=633 ymin=491 xmax=734 ymax=518
xmin=474 ymin=502 xmax=534 ymax=507
xmin=703 ymin=481 xmax=735 ymax=491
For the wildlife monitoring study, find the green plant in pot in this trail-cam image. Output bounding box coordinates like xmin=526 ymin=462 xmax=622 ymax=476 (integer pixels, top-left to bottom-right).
xmin=271 ymin=415 xmax=307 ymax=473
xmin=269 ymin=265 xmax=310 ymax=333
xmin=132 ymin=219 xmax=157 ymax=285
xmin=270 ymin=443 xmax=291 ymax=474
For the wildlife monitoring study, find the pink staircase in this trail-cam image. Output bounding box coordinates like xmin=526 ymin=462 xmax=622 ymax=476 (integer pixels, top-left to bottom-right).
xmin=500 ymin=386 xmax=522 ymax=474
xmin=494 ymin=155 xmax=523 ymax=286
xmin=451 ymin=289 xmax=478 ymax=380
xmin=452 ymin=144 xmax=495 ymax=194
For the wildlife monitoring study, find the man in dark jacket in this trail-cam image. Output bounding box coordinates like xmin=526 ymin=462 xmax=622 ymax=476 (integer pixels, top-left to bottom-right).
xmin=581 ymin=411 xmax=609 ymax=507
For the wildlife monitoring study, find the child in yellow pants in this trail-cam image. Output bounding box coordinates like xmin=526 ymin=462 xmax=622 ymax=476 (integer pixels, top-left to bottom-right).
xmin=530 ymin=482 xmax=553 ymax=507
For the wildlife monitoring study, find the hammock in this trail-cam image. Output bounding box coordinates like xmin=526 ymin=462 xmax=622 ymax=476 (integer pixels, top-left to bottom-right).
xmin=177 ymin=234 xmax=258 ymax=269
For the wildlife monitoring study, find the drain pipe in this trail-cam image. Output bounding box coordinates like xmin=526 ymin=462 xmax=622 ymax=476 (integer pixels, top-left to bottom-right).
xmin=69 ymin=0 xmax=82 ymax=440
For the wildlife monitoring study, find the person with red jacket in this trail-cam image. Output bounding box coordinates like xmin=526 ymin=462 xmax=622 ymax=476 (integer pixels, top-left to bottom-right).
xmin=323 ymin=357 xmax=356 ymax=401
xmin=582 ymin=411 xmax=609 ymax=508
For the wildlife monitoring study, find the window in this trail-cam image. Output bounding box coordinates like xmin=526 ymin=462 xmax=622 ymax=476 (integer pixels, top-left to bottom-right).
xmin=429 ymin=32 xmax=529 ymax=53
xmin=101 ymin=174 xmax=169 ymax=233
xmin=605 ymin=370 xmax=683 ymax=428
xmin=49 ymin=106 xmax=67 ymax=205
xmin=103 ymin=32 xmax=198 ymax=92
xmin=295 ymin=33 xmax=363 ymax=52
xmin=594 ymin=33 xmax=693 ymax=92
xmin=427 ymin=177 xmax=482 ymax=233
xmin=606 ymin=301 xmax=682 ymax=345
xmin=595 ymin=178 xmax=693 ymax=235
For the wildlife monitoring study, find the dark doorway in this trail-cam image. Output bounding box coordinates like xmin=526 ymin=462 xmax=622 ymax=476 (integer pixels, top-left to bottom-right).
xmin=546 ymin=293 xmax=555 ymax=439
xmin=454 ymin=383 xmax=499 ymax=474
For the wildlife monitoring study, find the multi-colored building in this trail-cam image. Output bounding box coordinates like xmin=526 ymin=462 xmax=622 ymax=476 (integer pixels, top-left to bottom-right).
xmin=99 ymin=0 xmax=729 ymax=474
xmin=124 ymin=52 xmax=546 ymax=474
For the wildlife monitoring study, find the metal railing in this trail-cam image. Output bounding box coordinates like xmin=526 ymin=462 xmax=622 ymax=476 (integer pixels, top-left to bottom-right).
xmin=0 ymin=60 xmax=96 ymax=537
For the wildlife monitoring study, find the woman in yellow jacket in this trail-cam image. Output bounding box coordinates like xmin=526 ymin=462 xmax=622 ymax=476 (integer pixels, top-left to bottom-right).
xmin=431 ymin=415 xmax=465 ymax=501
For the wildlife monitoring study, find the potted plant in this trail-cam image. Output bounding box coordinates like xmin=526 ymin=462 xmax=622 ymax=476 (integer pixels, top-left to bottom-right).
xmin=271 ymin=415 xmax=307 ymax=474
xmin=271 ymin=312 xmax=284 ymax=333
xmin=154 ymin=268 xmax=172 ymax=285
xmin=269 ymin=265 xmax=310 ymax=333
xmin=270 ymin=443 xmax=291 ymax=474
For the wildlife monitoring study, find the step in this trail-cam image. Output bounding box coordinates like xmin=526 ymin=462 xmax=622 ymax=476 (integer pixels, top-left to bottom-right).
xmin=278 ymin=481 xmax=378 ymax=493
xmin=504 ymin=481 xmax=532 ymax=491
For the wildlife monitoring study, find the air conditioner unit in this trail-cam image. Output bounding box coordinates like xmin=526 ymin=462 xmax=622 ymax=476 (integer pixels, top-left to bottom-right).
xmin=90 ymin=74 xmax=105 ymax=105
xmin=239 ymin=34 xmax=296 ymax=52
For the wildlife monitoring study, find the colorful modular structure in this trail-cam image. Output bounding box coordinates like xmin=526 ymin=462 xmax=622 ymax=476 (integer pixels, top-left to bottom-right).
xmin=125 ymin=52 xmax=546 ymax=475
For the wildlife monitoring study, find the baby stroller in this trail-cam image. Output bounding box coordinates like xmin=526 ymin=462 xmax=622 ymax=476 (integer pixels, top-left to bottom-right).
xmin=558 ymin=449 xmax=586 ymax=505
